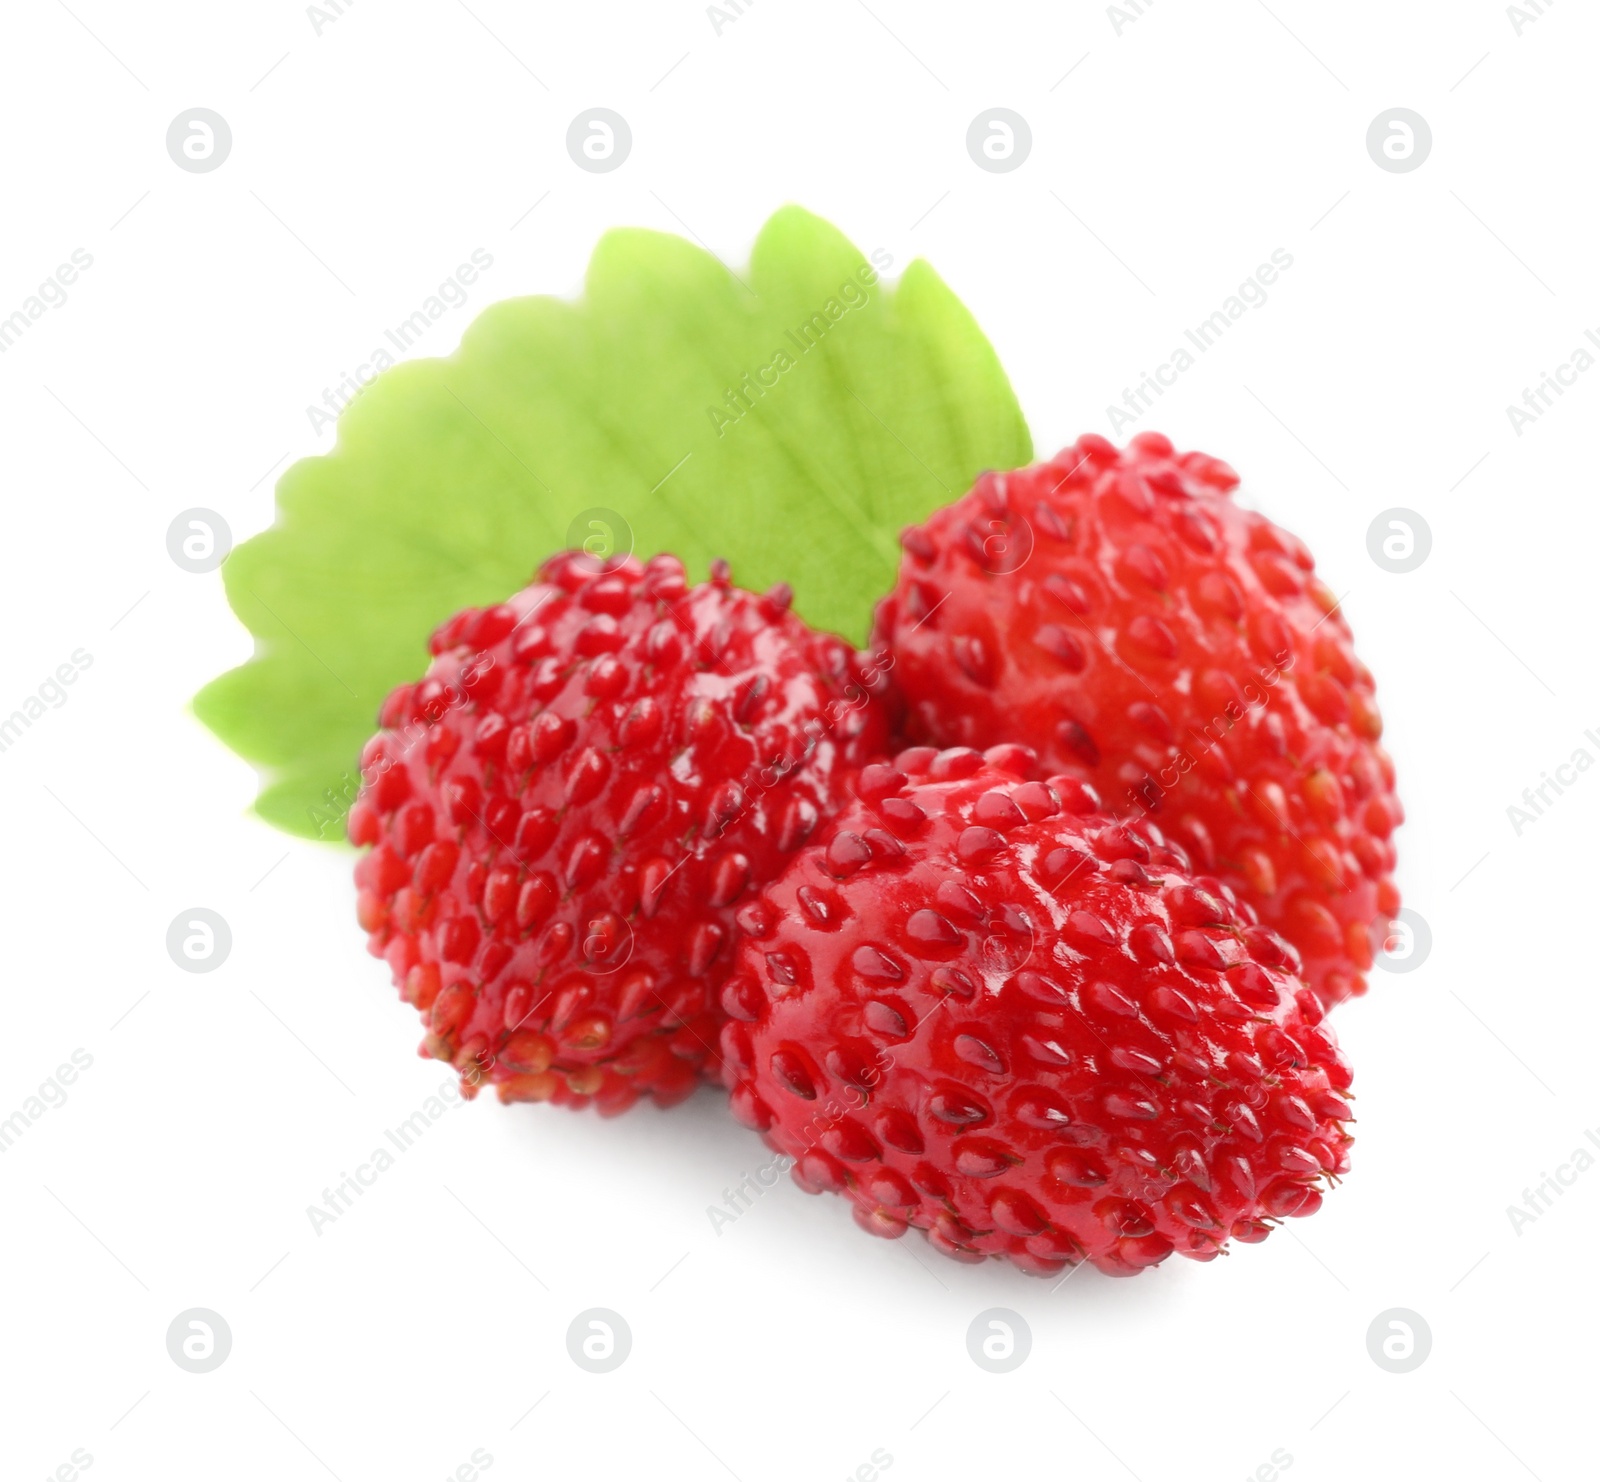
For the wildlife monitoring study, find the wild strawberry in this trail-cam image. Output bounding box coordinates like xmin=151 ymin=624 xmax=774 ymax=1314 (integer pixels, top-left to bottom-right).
xmin=872 ymin=432 xmax=1402 ymax=1007
xmin=350 ymin=551 xmax=892 ymax=1114
xmin=722 ymin=751 xmax=1354 ymax=1276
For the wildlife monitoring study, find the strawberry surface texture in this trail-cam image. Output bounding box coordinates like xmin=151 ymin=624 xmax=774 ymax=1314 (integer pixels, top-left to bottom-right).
xmin=871 ymin=431 xmax=1402 ymax=1009
xmin=349 ymin=552 xmax=892 ymax=1114
xmin=722 ymin=752 xmax=1354 ymax=1276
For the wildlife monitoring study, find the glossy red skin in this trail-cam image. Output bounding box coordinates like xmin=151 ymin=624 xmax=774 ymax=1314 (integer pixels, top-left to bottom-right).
xmin=871 ymin=431 xmax=1402 ymax=1009
xmin=350 ymin=552 xmax=892 ymax=1115
xmin=723 ymin=753 xmax=1354 ymax=1277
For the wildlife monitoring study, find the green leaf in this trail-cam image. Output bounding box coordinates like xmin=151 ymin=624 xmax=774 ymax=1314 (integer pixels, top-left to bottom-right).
xmin=194 ymin=205 xmax=1032 ymax=840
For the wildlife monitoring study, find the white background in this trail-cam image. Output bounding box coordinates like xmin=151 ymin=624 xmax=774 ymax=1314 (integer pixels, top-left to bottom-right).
xmin=1 ymin=2 xmax=1595 ymax=1478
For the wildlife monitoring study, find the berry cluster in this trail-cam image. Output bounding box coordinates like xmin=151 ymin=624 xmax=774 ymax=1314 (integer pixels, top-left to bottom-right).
xmin=350 ymin=433 xmax=1396 ymax=1276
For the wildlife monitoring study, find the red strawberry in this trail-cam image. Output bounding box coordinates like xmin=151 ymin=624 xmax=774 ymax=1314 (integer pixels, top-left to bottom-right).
xmin=722 ymin=751 xmax=1353 ymax=1277
xmin=871 ymin=432 xmax=1402 ymax=1008
xmin=349 ymin=551 xmax=892 ymax=1115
